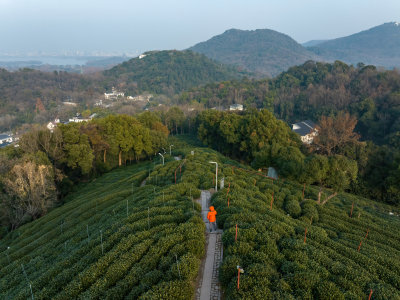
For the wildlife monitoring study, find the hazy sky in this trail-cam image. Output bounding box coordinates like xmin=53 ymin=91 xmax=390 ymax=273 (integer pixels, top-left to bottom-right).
xmin=0 ymin=0 xmax=399 ymax=55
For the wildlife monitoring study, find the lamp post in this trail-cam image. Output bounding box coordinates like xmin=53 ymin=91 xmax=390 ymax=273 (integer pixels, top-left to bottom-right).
xmin=237 ymin=265 xmax=244 ymax=290
xmin=158 ymin=153 xmax=164 ymax=165
xmin=209 ymin=161 xmax=218 ymax=191
xmin=169 ymin=144 xmax=174 ymax=156
xmin=6 ymin=246 xmax=10 ymax=263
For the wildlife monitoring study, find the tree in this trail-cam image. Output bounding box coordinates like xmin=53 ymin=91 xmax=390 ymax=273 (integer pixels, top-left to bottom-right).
xmin=165 ymin=107 xmax=185 ymax=135
xmin=19 ymin=126 xmax=65 ymax=164
xmin=197 ymin=110 xmax=224 ymax=151
xmin=1 ymin=153 xmax=57 ymax=229
xmin=273 ymin=145 xmax=305 ymax=180
xmin=313 ymin=112 xmax=360 ymax=155
xmin=241 ymin=109 xmax=300 ymax=160
xmin=302 ymin=154 xmax=357 ymax=204
xmin=302 ymin=155 xmax=329 ymax=203
xmin=218 ymin=113 xmax=242 ymax=156
xmin=59 ymin=123 xmax=94 ymax=174
xmin=99 ymin=115 xmax=155 ymax=166
xmin=80 ymin=123 xmax=109 ymax=163
xmin=322 ymin=155 xmax=358 ymax=204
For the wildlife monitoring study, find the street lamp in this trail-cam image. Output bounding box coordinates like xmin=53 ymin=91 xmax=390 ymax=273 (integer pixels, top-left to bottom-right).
xmin=169 ymin=144 xmax=174 ymax=156
xmin=158 ymin=153 xmax=164 ymax=165
xmin=209 ymin=161 xmax=218 ymax=191
xmin=6 ymin=246 xmax=10 ymax=263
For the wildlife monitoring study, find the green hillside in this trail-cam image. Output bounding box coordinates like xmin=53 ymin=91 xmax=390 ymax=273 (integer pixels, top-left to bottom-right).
xmin=308 ymin=22 xmax=400 ymax=68
xmin=103 ymin=50 xmax=244 ymax=95
xmin=189 ymin=29 xmax=317 ymax=77
xmin=1 ymin=137 xmax=399 ymax=299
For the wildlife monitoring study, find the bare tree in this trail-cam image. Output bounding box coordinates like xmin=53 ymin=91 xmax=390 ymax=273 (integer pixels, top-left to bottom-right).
xmin=2 ymin=161 xmax=57 ymax=229
xmin=313 ymin=112 xmax=360 ymax=155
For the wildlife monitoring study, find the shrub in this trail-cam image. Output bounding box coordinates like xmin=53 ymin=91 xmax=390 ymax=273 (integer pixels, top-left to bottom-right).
xmin=301 ymin=200 xmax=319 ymax=222
xmin=284 ymin=196 xmax=301 ymax=217
xmin=139 ymin=280 xmax=194 ymax=299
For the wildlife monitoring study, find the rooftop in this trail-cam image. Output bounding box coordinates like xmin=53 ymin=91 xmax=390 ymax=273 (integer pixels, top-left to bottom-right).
xmin=292 ymin=120 xmax=316 ymax=136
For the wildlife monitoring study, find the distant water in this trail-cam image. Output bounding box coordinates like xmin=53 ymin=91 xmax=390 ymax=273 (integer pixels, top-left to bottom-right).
xmin=0 ymin=56 xmax=89 ymax=66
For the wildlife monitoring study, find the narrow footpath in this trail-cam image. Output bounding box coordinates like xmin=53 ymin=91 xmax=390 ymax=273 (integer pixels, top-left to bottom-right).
xmin=195 ymin=190 xmax=223 ymax=300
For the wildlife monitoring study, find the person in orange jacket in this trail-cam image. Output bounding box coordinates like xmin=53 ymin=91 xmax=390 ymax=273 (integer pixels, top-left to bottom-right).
xmin=207 ymin=206 xmax=217 ymax=232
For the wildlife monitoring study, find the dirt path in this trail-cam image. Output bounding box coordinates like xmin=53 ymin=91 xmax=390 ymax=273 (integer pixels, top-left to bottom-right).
xmin=195 ymin=190 xmax=223 ymax=300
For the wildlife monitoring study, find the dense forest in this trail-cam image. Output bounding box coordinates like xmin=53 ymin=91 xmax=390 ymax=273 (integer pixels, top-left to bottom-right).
xmin=178 ymin=61 xmax=400 ymax=148
xmin=0 ymin=68 xmax=103 ymax=130
xmin=189 ymin=28 xmax=317 ymax=77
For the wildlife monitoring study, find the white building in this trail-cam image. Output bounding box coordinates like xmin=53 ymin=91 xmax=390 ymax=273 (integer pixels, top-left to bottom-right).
xmin=0 ymin=133 xmax=13 ymax=145
xmin=69 ymin=114 xmax=90 ymax=123
xmin=67 ymin=113 xmax=96 ymax=124
xmin=47 ymin=118 xmax=60 ymax=132
xmin=292 ymin=120 xmax=318 ymax=144
xmin=63 ymin=101 xmax=77 ymax=106
xmin=104 ymin=87 xmax=124 ymax=100
xmin=229 ymin=104 xmax=244 ymax=111
xmin=126 ymin=94 xmax=153 ymax=102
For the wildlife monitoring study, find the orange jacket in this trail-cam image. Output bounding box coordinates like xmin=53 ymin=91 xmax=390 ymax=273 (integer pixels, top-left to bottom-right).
xmin=207 ymin=206 xmax=217 ymax=223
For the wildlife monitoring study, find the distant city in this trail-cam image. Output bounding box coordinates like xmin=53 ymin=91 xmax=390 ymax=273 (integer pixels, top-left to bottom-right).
xmin=0 ymin=50 xmax=139 ymax=66
xmin=0 ymin=50 xmax=140 ymax=57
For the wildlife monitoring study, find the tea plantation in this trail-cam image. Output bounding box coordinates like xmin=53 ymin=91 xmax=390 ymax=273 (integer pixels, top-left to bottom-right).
xmin=1 ymin=136 xmax=400 ymax=299
xmin=0 ymin=143 xmax=215 ymax=299
xmin=212 ymin=166 xmax=400 ymax=299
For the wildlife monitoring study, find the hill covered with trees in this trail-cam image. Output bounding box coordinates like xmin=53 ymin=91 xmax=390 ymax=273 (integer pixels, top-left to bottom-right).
xmin=0 ymin=68 xmax=103 ymax=131
xmin=103 ymin=50 xmax=245 ymax=96
xmin=308 ymin=22 xmax=400 ymax=68
xmin=189 ymin=28 xmax=317 ymax=77
xmin=178 ymin=60 xmax=400 ymax=148
xmin=177 ymin=65 xmax=400 ymax=205
xmin=0 ymin=50 xmax=244 ymax=131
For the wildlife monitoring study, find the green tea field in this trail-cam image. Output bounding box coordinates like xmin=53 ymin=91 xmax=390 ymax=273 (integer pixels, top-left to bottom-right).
xmin=1 ymin=137 xmax=399 ymax=299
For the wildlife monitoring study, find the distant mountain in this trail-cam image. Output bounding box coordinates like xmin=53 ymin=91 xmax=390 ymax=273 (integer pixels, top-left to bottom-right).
xmin=302 ymin=40 xmax=328 ymax=47
xmin=308 ymin=22 xmax=400 ymax=68
xmin=189 ymin=28 xmax=318 ymax=77
xmin=103 ymin=50 xmax=244 ymax=95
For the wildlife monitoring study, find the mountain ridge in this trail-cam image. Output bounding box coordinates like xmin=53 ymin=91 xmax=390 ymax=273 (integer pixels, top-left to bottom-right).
xmin=308 ymin=22 xmax=400 ymax=67
xmin=189 ymin=28 xmax=318 ymax=77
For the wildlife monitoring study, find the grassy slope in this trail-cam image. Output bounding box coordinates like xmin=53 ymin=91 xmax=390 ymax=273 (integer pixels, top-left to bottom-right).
xmin=1 ymin=136 xmax=399 ymax=299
